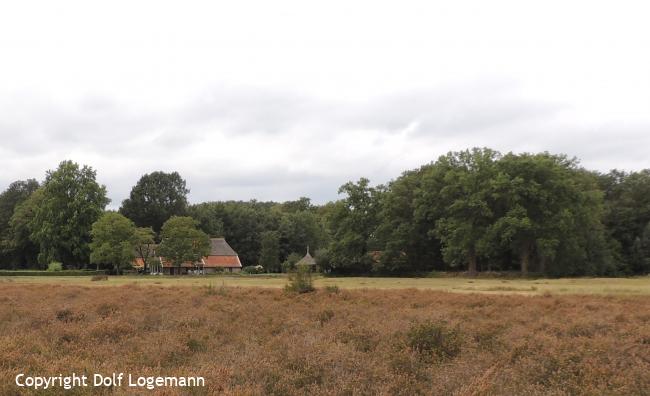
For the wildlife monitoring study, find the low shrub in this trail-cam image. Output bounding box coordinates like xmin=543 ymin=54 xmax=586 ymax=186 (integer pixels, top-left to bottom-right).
xmin=96 ymin=303 xmax=119 ymax=319
xmin=186 ymin=338 xmax=207 ymax=353
xmin=406 ymin=321 xmax=462 ymax=361
xmin=324 ymin=285 xmax=340 ymax=294
xmin=285 ymin=265 xmax=314 ymax=293
xmin=0 ymin=270 xmax=107 ymax=276
xmin=47 ymin=262 xmax=63 ymax=272
xmin=281 ymin=253 xmax=302 ymax=273
xmin=242 ymin=265 xmax=264 ymax=274
xmin=317 ymin=309 xmax=334 ymax=326
xmin=337 ymin=329 xmax=379 ymax=352
xmin=56 ymin=308 xmax=85 ymax=323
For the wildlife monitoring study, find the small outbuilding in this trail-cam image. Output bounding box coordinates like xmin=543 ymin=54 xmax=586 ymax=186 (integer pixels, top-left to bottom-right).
xmin=296 ymin=247 xmax=317 ymax=267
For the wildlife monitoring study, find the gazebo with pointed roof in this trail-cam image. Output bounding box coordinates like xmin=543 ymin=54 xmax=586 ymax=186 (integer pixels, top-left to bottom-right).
xmin=296 ymin=246 xmax=316 ymax=267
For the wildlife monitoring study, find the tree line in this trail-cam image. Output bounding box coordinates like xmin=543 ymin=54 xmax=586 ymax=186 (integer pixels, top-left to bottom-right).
xmin=0 ymin=148 xmax=649 ymax=276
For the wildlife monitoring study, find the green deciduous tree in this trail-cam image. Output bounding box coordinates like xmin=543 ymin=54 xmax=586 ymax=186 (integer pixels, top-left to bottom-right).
xmin=489 ymin=153 xmax=574 ymax=274
xmin=278 ymin=211 xmax=324 ymax=260
xmin=489 ymin=153 xmax=612 ymax=275
xmin=259 ymin=230 xmax=280 ymax=272
xmin=433 ymin=148 xmax=500 ymax=276
xmin=0 ymin=179 xmax=40 ymax=268
xmin=90 ymin=212 xmax=137 ymax=274
xmin=134 ymin=227 xmax=156 ymax=274
xmin=630 ymin=222 xmax=650 ymax=273
xmin=30 ymin=161 xmax=109 ymax=267
xmin=375 ymin=166 xmax=444 ymax=274
xmin=6 ymin=189 xmax=43 ymax=269
xmin=158 ymin=216 xmax=210 ymax=273
xmin=326 ymin=178 xmax=384 ymax=273
xmin=187 ymin=202 xmax=225 ymax=237
xmin=600 ymin=169 xmax=650 ymax=274
xmin=120 ymin=171 xmax=189 ymax=233
xmin=188 ymin=201 xmax=280 ymax=266
xmin=279 ymin=197 xmax=313 ymax=213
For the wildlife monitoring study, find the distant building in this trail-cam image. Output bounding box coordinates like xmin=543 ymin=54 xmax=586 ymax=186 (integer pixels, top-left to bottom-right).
xmin=296 ymin=247 xmax=316 ymax=267
xmin=133 ymin=238 xmax=242 ymax=275
xmin=201 ymin=238 xmax=243 ymax=273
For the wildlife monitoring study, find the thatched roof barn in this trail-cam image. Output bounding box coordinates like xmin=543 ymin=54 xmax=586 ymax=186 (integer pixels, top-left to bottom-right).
xmin=296 ymin=247 xmax=316 ymax=267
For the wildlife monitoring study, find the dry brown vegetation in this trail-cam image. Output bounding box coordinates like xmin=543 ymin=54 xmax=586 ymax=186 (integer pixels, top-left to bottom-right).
xmin=0 ymin=283 xmax=649 ymax=395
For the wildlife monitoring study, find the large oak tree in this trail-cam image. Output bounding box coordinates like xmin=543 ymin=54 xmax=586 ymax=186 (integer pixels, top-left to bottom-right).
xmin=30 ymin=161 xmax=109 ymax=267
xmin=90 ymin=212 xmax=137 ymax=274
xmin=120 ymin=171 xmax=189 ymax=234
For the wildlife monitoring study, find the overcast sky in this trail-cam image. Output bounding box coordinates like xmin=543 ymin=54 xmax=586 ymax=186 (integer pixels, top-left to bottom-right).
xmin=1 ymin=1 xmax=649 ymax=208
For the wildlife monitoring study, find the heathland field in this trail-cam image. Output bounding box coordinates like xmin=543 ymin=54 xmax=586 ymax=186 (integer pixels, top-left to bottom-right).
xmin=3 ymin=275 xmax=650 ymax=296
xmin=0 ymin=281 xmax=649 ymax=395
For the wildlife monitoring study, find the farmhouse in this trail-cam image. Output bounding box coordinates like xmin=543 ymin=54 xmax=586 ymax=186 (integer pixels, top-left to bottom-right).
xmin=200 ymin=237 xmax=243 ymax=274
xmin=133 ymin=238 xmax=242 ymax=275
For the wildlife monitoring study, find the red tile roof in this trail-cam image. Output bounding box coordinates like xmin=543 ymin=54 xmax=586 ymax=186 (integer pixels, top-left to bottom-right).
xmin=204 ymin=255 xmax=242 ymax=268
xmin=161 ymin=261 xmax=196 ymax=268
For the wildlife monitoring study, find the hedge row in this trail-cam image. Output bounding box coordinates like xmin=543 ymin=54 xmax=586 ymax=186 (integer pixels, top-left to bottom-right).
xmin=0 ymin=270 xmax=108 ymax=276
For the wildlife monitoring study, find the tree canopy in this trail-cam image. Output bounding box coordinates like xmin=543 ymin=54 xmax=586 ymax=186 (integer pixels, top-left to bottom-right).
xmin=1 ymin=149 xmax=649 ymax=277
xmin=0 ymin=179 xmax=40 ymax=268
xmin=120 ymin=171 xmax=189 ymax=234
xmin=158 ymin=216 xmax=210 ymax=268
xmin=90 ymin=212 xmax=137 ymax=274
xmin=30 ymin=161 xmax=109 ymax=267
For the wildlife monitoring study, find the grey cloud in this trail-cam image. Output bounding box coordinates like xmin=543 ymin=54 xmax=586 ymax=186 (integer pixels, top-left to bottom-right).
xmin=186 ymin=170 xmax=345 ymax=205
xmin=1 ymin=81 xmax=649 ymax=209
xmin=0 ymin=96 xmax=161 ymax=155
xmin=178 ymin=82 xmax=563 ymax=139
xmin=180 ymin=86 xmax=323 ymax=134
xmin=546 ymin=124 xmax=650 ymax=172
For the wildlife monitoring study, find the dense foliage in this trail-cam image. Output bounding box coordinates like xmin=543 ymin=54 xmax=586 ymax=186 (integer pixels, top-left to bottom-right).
xmin=1 ymin=148 xmax=650 ymax=276
xmin=89 ymin=212 xmax=137 ymax=274
xmin=119 ymin=171 xmax=189 ymax=233
xmin=158 ymin=216 xmax=210 ymax=270
xmin=0 ymin=179 xmax=40 ymax=268
xmin=29 ymin=161 xmax=109 ymax=268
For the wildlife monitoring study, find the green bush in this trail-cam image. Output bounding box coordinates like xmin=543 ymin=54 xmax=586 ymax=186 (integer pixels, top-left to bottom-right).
xmin=47 ymin=261 xmax=63 ymax=272
xmin=186 ymin=338 xmax=206 ymax=353
xmin=0 ymin=270 xmax=107 ymax=276
xmin=281 ymin=252 xmax=302 ymax=273
xmin=314 ymin=249 xmax=331 ymax=272
xmin=285 ymin=265 xmax=314 ymax=293
xmin=242 ymin=265 xmax=264 ymax=274
xmin=406 ymin=321 xmax=462 ymax=361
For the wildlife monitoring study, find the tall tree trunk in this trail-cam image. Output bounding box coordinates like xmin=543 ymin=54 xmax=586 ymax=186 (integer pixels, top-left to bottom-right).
xmin=468 ymin=248 xmax=477 ymax=277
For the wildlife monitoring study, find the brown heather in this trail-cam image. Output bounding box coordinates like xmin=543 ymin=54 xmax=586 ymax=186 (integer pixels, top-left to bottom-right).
xmin=0 ymin=283 xmax=649 ymax=395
